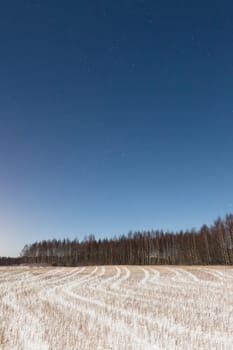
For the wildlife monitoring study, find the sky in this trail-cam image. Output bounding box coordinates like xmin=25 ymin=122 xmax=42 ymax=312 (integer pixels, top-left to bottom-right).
xmin=0 ymin=0 xmax=233 ymax=256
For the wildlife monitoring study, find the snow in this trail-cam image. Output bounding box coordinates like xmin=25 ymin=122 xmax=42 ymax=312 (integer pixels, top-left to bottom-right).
xmin=0 ymin=265 xmax=233 ymax=349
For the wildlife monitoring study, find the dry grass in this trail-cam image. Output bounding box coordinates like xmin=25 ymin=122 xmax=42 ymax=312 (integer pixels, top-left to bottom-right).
xmin=0 ymin=265 xmax=232 ymax=349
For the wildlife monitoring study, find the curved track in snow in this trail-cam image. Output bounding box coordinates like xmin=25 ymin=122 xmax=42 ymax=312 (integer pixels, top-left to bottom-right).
xmin=0 ymin=265 xmax=233 ymax=350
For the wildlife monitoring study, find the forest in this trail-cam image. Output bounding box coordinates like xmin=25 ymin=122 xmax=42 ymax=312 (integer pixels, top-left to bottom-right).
xmin=1 ymin=214 xmax=233 ymax=266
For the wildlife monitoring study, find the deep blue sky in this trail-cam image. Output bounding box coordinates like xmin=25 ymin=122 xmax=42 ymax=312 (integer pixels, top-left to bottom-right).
xmin=1 ymin=0 xmax=233 ymax=256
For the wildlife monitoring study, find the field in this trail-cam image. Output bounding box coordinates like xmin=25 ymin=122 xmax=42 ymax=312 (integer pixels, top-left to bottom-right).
xmin=0 ymin=266 xmax=233 ymax=350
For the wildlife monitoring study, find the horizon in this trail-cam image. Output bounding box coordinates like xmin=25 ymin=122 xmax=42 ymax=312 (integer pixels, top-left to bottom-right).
xmin=1 ymin=0 xmax=233 ymax=257
xmin=1 ymin=213 xmax=232 ymax=258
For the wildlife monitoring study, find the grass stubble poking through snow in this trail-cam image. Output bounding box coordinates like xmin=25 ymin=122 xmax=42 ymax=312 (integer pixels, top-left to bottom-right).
xmin=0 ymin=266 xmax=233 ymax=350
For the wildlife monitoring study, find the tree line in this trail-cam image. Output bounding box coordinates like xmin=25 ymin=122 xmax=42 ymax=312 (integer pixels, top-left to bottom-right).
xmin=1 ymin=214 xmax=233 ymax=266
xmin=16 ymin=214 xmax=233 ymax=266
xmin=0 ymin=257 xmax=23 ymax=266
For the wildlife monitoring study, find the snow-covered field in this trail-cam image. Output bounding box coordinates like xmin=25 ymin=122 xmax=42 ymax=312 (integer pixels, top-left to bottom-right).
xmin=0 ymin=266 xmax=232 ymax=350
